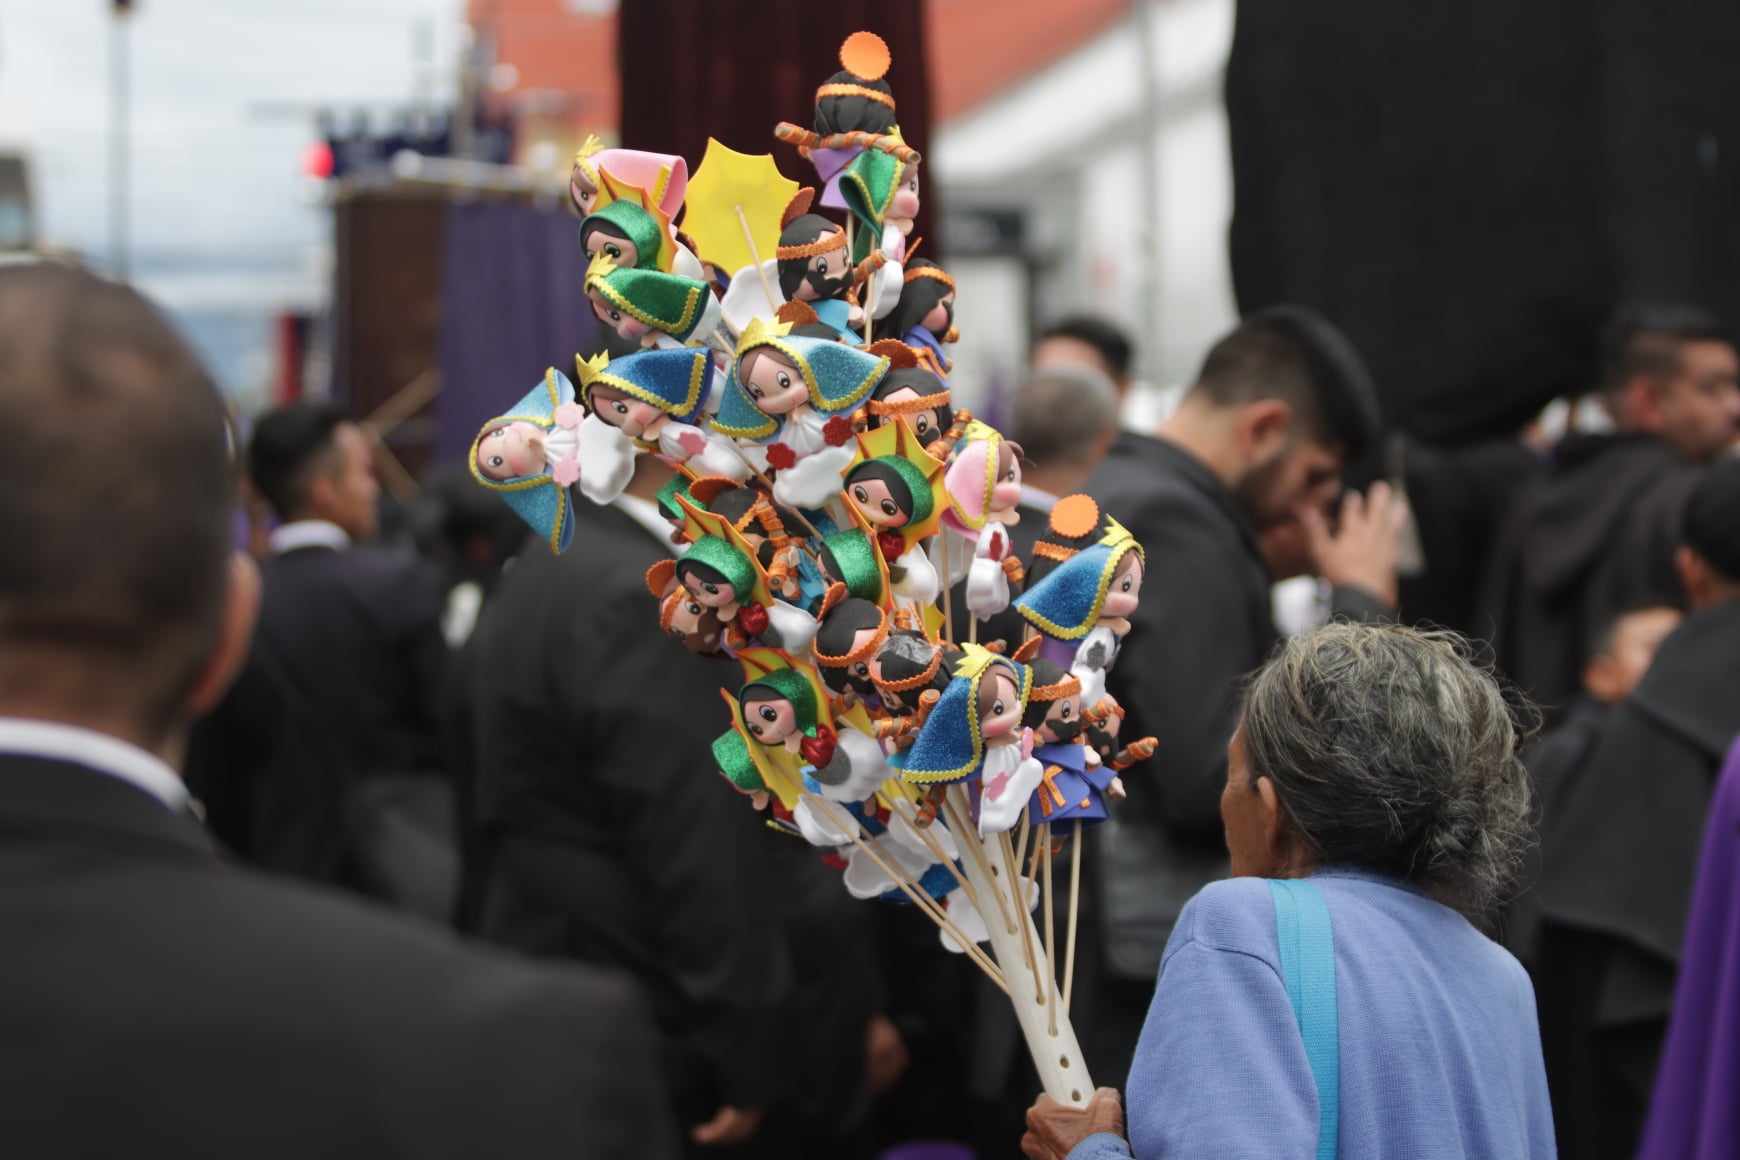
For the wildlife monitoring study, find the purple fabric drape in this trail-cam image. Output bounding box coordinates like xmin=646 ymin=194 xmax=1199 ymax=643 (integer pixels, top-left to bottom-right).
xmin=435 ymin=200 xmax=602 ymax=465
xmin=1638 ymin=739 xmax=1740 ymax=1160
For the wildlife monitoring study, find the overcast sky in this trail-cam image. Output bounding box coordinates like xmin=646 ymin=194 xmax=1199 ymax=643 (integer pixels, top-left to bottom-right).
xmin=0 ymin=0 xmax=462 ymax=266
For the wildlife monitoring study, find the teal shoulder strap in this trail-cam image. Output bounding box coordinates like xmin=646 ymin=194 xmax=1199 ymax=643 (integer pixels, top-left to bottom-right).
xmin=1268 ymin=878 xmax=1340 ymax=1160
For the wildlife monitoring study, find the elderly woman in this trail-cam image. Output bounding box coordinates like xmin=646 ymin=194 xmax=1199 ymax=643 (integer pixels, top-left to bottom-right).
xmin=1024 ymin=623 xmax=1553 ymax=1160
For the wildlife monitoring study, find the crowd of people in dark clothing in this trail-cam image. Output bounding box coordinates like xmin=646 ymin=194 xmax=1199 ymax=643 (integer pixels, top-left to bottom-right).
xmin=4 ymin=258 xmax=1739 ymax=1158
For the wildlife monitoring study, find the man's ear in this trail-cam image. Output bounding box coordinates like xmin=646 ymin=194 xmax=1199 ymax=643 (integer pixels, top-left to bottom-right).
xmin=185 ymin=552 xmax=261 ymax=719
xmin=1240 ymin=399 xmax=1294 ymax=466
xmin=1583 ymin=653 xmax=1622 ymax=704
xmin=1620 ymin=376 xmax=1667 ymax=433
xmin=1675 ymin=544 xmax=1710 ymax=608
xmin=1254 ymin=774 xmax=1289 ymax=865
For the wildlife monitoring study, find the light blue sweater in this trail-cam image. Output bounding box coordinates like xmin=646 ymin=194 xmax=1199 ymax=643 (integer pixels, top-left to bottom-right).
xmin=1069 ymin=870 xmax=1555 ymax=1159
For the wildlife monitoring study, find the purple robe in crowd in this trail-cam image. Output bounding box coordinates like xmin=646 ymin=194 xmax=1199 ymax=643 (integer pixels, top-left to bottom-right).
xmin=1638 ymin=739 xmax=1740 ymax=1160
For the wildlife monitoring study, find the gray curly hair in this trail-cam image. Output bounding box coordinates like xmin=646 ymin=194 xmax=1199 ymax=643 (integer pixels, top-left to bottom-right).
xmin=1240 ymin=623 xmax=1535 ymax=922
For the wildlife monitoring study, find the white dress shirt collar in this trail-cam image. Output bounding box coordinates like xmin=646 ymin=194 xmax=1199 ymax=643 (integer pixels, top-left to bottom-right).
xmin=0 ymin=717 xmax=188 ymax=812
xmin=268 ymin=519 xmax=351 ymax=554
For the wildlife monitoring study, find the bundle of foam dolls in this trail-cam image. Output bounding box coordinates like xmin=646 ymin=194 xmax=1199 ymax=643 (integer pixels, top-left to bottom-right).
xmin=471 ymin=32 xmax=1155 ymax=1107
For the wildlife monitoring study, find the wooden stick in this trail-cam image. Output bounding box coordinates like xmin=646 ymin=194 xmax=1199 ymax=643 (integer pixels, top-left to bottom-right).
xmin=1013 ymin=812 xmax=1032 ymax=888
xmin=944 ymin=787 xmax=1015 ymax=936
xmin=938 ymin=539 xmax=956 ymax=645
xmin=863 ymin=239 xmax=877 ymax=345
xmin=1043 ymin=821 xmax=1057 ymax=1036
xmin=1064 ymin=822 xmax=1083 ymax=1014
xmin=1026 ymin=824 xmax=1045 ymax=887
xmin=1000 ymin=830 xmax=1044 ymax=1002
xmin=362 ymin=367 xmax=440 ymax=435
xmin=826 ymin=801 xmax=1008 ymax=994
xmin=734 ymin=205 xmax=779 ymax=313
xmin=888 ymin=796 xmax=979 ymax=913
xmin=721 ymin=441 xmax=825 ymax=540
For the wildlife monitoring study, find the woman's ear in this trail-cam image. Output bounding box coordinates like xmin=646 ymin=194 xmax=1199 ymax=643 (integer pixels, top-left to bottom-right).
xmin=184 ymin=552 xmax=261 ymax=719
xmin=1253 ymin=774 xmax=1301 ymax=876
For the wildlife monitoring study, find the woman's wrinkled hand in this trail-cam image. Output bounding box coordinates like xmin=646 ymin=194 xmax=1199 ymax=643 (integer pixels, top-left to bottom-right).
xmin=1021 ymin=1088 xmax=1125 ymax=1160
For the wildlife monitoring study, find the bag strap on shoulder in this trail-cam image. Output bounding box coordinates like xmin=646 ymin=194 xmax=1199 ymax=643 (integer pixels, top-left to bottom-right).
xmin=1268 ymin=878 xmax=1340 ymax=1160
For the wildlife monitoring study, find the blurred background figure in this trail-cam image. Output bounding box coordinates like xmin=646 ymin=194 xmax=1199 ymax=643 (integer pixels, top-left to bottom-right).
xmin=1481 ymin=304 xmax=1739 ymax=723
xmin=193 ymin=402 xmax=456 ymax=918
xmin=1533 ymin=457 xmax=1740 ymax=1160
xmin=0 ymin=260 xmax=677 ymax=1159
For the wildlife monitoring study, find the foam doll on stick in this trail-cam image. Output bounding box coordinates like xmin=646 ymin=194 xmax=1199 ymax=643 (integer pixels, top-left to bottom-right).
xmin=568 ymin=135 xmax=689 ymax=222
xmin=648 ymin=492 xmax=818 ymax=654
xmin=566 ymin=347 xmax=748 ymax=501
xmin=881 ymin=259 xmax=958 ymax=378
xmin=710 ymin=317 xmax=889 ymax=510
xmin=1012 ymin=502 xmax=1145 ymax=709
xmin=845 ymin=410 xmax=949 ymax=608
xmin=864 ymin=354 xmax=953 ymax=449
xmin=894 ymin=644 xmax=1044 ymax=836
xmin=584 ymin=253 xmax=724 ymax=352
xmin=469 ymin=367 xmax=589 ymax=554
xmin=941 ymin=420 xmax=1026 ymax=620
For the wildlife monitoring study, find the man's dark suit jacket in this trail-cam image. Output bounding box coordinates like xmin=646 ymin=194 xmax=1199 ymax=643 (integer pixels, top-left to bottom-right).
xmin=188 ymin=541 xmax=448 ymax=882
xmin=0 ymin=754 xmax=677 ymax=1158
xmin=460 ymin=502 xmax=800 ymax=1130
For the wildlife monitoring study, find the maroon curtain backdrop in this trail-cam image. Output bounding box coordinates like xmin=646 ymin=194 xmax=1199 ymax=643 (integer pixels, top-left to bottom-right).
xmin=618 ymin=0 xmax=938 ymax=258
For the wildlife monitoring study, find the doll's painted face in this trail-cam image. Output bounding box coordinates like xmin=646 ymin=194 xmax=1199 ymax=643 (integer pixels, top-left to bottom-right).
xmin=740 ymin=349 xmax=810 ymax=416
xmin=583 ymin=226 xmax=639 ymax=270
xmin=476 ymin=420 xmax=546 ymax=481
xmin=663 ymin=592 xmax=724 ymax=654
xmin=977 ymin=664 xmax=1024 ymax=745
xmin=570 ymin=166 xmax=598 ymax=217
xmin=876 ymin=388 xmax=946 ymax=444
xmin=589 ymin=292 xmax=654 ymax=342
xmin=588 ymin=383 xmax=665 ymax=439
xmin=990 ymin=441 xmax=1023 ymax=515
xmin=1101 ymin=553 xmax=1144 ymax=621
xmin=679 ymin=563 xmax=737 ymax=609
xmin=742 ymin=692 xmax=799 ymax=745
xmin=920 ymin=291 xmax=954 ymax=338
xmin=1037 ymin=692 xmax=1084 ymax=745
xmin=794 ymin=237 xmax=853 ymax=303
xmin=846 ymin=473 xmax=910 ymax=530
xmin=888 ymin=162 xmax=921 ymax=237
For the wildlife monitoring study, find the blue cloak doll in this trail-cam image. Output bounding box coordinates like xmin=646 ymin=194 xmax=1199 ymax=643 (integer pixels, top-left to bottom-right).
xmin=711 ymin=317 xmax=889 ymax=510
xmin=469 ymin=367 xmax=581 ymax=554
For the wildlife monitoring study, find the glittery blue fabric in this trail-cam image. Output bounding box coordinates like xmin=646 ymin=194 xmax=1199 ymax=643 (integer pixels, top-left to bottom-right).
xmin=586 ymin=347 xmax=713 ymax=424
xmin=477 ymin=369 xmax=576 ymax=554
xmin=892 ymin=675 xmax=977 ymax=784
xmin=1014 ymin=542 xmax=1117 ymax=639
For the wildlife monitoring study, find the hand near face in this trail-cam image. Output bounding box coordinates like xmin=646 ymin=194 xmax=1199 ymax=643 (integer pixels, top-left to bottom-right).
xmin=1021 ymin=1089 xmax=1125 ymax=1160
xmin=1298 ymin=480 xmax=1403 ymax=608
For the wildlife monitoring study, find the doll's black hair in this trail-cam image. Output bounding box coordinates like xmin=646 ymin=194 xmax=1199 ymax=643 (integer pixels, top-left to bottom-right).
xmin=1021 ymin=658 xmax=1072 ymax=730
xmin=815 ymin=598 xmax=885 ymax=695
xmin=867 ymin=367 xmax=953 ymax=436
xmin=814 ymin=73 xmax=897 ymax=137
xmin=578 ymin=215 xmax=632 ymax=255
xmin=674 ymin=557 xmax=729 ymax=589
xmin=777 ymin=214 xmax=846 ymax=300
xmin=876 ymin=631 xmax=956 ymax=712
xmin=844 ymin=460 xmax=916 ymax=521
xmin=882 ymin=258 xmax=952 ymax=343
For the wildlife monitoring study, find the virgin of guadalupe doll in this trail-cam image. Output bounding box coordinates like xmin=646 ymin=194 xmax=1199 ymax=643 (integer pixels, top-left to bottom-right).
xmin=863 ymin=345 xmax=953 ymax=450
xmin=571 ymin=347 xmax=747 ymax=499
xmin=645 ymin=493 xmax=814 ymax=654
xmin=584 ymin=252 xmax=723 ymax=351
xmin=568 ymin=134 xmax=689 ymax=222
xmin=893 ymin=644 xmax=1044 ymax=836
xmin=710 ymin=317 xmax=889 ymax=510
xmin=469 ymin=367 xmax=588 ymax=554
xmin=940 ymin=419 xmax=1026 ymax=619
xmin=1012 ymin=514 xmax=1145 ymax=708
xmin=725 ymin=648 xmax=894 ymax=819
xmin=844 ymin=414 xmax=948 ymax=607
xmin=1019 ymin=659 xmax=1124 ymax=826
xmin=880 ymin=259 xmax=957 ymax=378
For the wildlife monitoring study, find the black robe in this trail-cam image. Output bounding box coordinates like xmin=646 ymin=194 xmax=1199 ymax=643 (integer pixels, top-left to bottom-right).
xmin=1 ymin=754 xmax=677 ymax=1158
xmin=1534 ymin=599 xmax=1740 ymax=1159
xmin=460 ymin=501 xmax=873 ymax=1149
xmin=1479 ymin=432 xmax=1699 ymax=720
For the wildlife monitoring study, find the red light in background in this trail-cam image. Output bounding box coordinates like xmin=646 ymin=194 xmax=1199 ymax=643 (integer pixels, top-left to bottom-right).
xmin=302 ymin=140 xmax=334 ymax=180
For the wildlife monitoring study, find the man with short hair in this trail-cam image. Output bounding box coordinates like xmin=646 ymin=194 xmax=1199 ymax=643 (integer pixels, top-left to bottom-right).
xmin=1079 ymin=305 xmax=1398 ymax=1084
xmin=1482 ymin=303 xmax=1740 ymax=719
xmin=198 ymin=401 xmax=452 ymax=908
xmin=1535 ymin=456 xmax=1740 ymax=1160
xmin=1032 ymin=316 xmax=1135 ymax=400
xmin=0 ymin=261 xmax=676 ymax=1157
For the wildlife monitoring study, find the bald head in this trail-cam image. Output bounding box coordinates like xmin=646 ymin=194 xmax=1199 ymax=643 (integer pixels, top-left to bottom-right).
xmin=0 ymin=261 xmax=237 ymax=740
